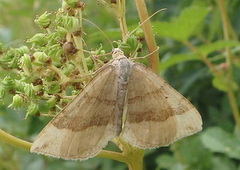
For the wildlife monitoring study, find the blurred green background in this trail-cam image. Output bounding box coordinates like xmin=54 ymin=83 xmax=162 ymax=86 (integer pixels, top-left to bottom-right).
xmin=1 ymin=0 xmax=240 ymax=169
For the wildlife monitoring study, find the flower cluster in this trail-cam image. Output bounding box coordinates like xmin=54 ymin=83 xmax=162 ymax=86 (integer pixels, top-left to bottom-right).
xmin=0 ymin=0 xmax=143 ymax=118
xmin=0 ymin=1 xmax=94 ymax=118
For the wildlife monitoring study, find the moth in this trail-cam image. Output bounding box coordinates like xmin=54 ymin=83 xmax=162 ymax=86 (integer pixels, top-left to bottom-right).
xmin=31 ymin=48 xmax=202 ymax=160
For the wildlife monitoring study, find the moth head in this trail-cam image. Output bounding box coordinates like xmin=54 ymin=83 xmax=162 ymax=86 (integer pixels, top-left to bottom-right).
xmin=112 ymin=48 xmax=124 ymax=59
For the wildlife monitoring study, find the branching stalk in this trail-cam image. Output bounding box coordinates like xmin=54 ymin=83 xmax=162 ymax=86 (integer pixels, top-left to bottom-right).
xmin=216 ymin=0 xmax=240 ymax=132
xmin=0 ymin=128 xmax=131 ymax=162
xmin=183 ymin=40 xmax=220 ymax=76
xmin=116 ymin=0 xmax=128 ymax=41
xmin=134 ymin=0 xmax=159 ymax=73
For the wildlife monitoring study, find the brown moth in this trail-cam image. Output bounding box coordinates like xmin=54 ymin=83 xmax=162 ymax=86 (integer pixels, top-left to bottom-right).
xmin=31 ymin=48 xmax=202 ymax=160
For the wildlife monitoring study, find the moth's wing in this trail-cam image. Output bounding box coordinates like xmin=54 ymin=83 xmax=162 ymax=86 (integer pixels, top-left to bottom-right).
xmin=31 ymin=65 xmax=121 ymax=160
xmin=121 ymin=63 xmax=202 ymax=148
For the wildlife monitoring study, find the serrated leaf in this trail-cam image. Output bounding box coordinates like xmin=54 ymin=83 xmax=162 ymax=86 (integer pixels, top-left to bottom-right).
xmin=201 ymin=127 xmax=240 ymax=159
xmin=153 ymin=6 xmax=209 ymax=41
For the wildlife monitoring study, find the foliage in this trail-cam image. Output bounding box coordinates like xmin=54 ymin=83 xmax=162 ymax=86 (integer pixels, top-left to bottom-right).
xmin=1 ymin=0 xmax=240 ymax=169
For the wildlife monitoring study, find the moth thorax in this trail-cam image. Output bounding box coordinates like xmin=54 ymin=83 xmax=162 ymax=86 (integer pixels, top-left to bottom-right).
xmin=112 ymin=48 xmax=124 ymax=59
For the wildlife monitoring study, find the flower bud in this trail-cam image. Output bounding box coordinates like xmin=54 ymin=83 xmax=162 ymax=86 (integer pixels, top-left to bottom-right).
xmin=15 ymin=46 xmax=29 ymax=55
xmin=56 ymin=26 xmax=68 ymax=36
xmin=8 ymin=94 xmax=24 ymax=108
xmin=46 ymin=83 xmax=61 ymax=94
xmin=46 ymin=96 xmax=57 ymax=109
xmin=135 ymin=28 xmax=144 ymax=38
xmin=28 ymin=33 xmax=47 ymax=46
xmin=0 ymin=43 xmax=3 ymax=53
xmin=26 ymin=102 xmax=39 ymax=118
xmin=33 ymin=52 xmax=51 ymax=65
xmin=24 ymin=84 xmax=34 ymax=97
xmin=21 ymin=54 xmax=32 ymax=73
xmin=55 ymin=15 xmax=80 ymax=32
xmin=47 ymin=44 xmax=63 ymax=66
xmin=2 ymin=76 xmax=15 ymax=90
xmin=86 ymin=57 xmax=94 ymax=69
xmin=35 ymin=12 xmax=51 ymax=29
xmin=0 ymin=87 xmax=5 ymax=98
xmin=64 ymin=0 xmax=78 ymax=7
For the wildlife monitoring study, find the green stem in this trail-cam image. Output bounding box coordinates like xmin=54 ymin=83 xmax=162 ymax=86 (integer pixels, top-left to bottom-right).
xmin=0 ymin=128 xmax=136 ymax=164
xmin=227 ymin=88 xmax=240 ymax=131
xmin=134 ymin=0 xmax=159 ymax=73
xmin=47 ymin=65 xmax=70 ymax=83
xmin=116 ymin=0 xmax=128 ymax=41
xmin=0 ymin=127 xmax=132 ymax=163
xmin=216 ymin=0 xmax=240 ymax=132
xmin=73 ymin=36 xmax=89 ymax=74
xmin=126 ymin=148 xmax=144 ymax=170
xmin=0 ymin=128 xmax=31 ymax=151
xmin=116 ymin=138 xmax=144 ymax=170
xmin=72 ymin=7 xmax=90 ymax=77
xmin=98 ymin=150 xmax=129 ymax=163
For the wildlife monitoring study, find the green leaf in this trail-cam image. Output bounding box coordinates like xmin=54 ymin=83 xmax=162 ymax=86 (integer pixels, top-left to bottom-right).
xmin=153 ymin=6 xmax=209 ymax=41
xmin=212 ymin=75 xmax=238 ymax=92
xmin=201 ymin=127 xmax=240 ymax=159
xmin=211 ymin=156 xmax=236 ymax=170
xmin=212 ymin=76 xmax=228 ymax=92
xmin=170 ymin=136 xmax=213 ymax=169
xmin=155 ymin=154 xmax=177 ymax=169
xmin=160 ymin=53 xmax=199 ymax=71
xmin=197 ymin=40 xmax=240 ymax=56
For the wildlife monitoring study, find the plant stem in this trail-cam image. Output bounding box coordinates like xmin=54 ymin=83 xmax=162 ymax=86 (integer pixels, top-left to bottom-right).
xmin=183 ymin=40 xmax=220 ymax=76
xmin=72 ymin=7 xmax=90 ymax=79
xmin=115 ymin=138 xmax=144 ymax=170
xmin=47 ymin=65 xmax=70 ymax=83
xmin=98 ymin=150 xmax=129 ymax=163
xmin=134 ymin=0 xmax=159 ymax=73
xmin=119 ymin=0 xmax=127 ymax=40
xmin=0 ymin=128 xmax=31 ymax=151
xmin=0 ymin=128 xmax=133 ymax=163
xmin=216 ymin=0 xmax=240 ymax=132
xmin=126 ymin=148 xmax=144 ymax=170
xmin=227 ymin=88 xmax=240 ymax=131
xmin=115 ymin=0 xmax=128 ymax=41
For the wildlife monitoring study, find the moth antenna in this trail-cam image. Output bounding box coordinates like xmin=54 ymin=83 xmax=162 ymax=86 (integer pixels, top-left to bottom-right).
xmin=83 ymin=49 xmax=112 ymax=58
xmin=83 ymin=18 xmax=113 ymax=49
xmin=128 ymin=8 xmax=167 ymax=37
xmin=115 ymin=8 xmax=166 ymax=57
xmin=131 ymin=47 xmax=160 ymax=60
